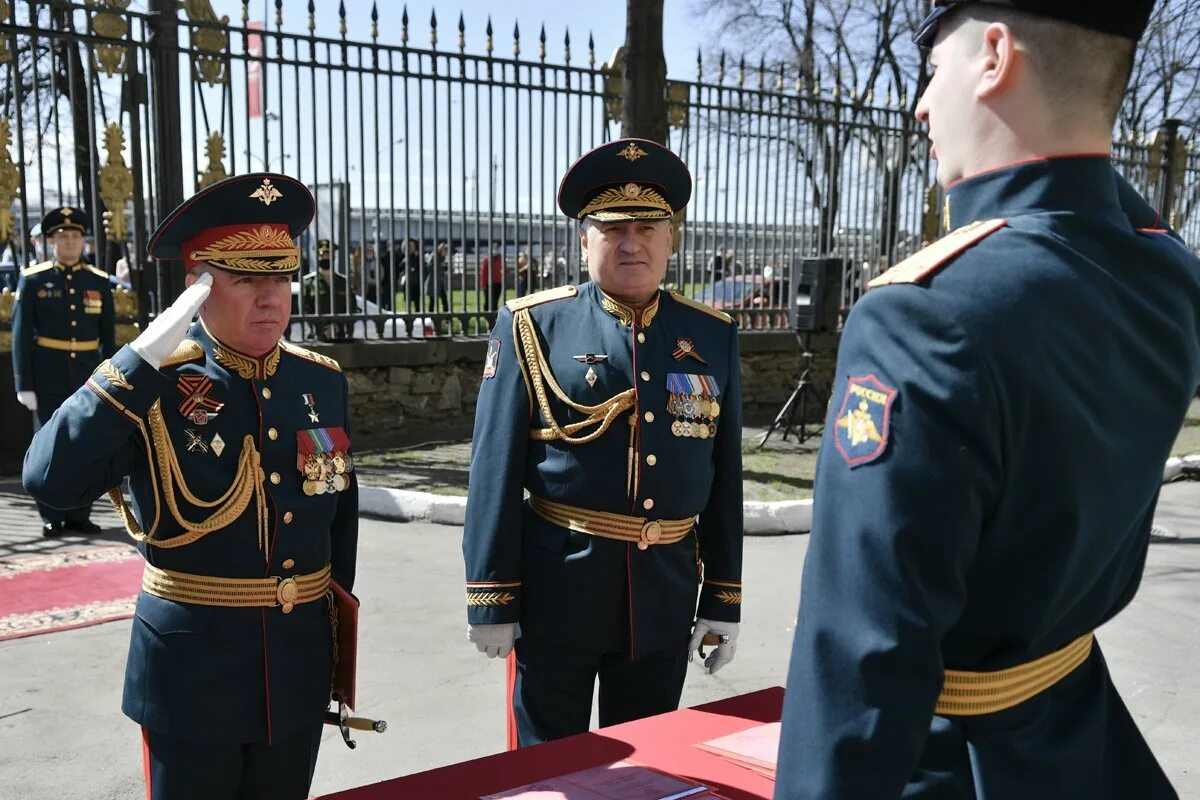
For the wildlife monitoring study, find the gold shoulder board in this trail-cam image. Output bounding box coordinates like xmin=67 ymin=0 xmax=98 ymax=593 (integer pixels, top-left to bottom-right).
xmin=869 ymin=219 xmax=1007 ymax=288
xmin=505 ymin=284 xmax=577 ymax=313
xmin=668 ymin=291 xmax=733 ymax=324
xmin=21 ymin=261 xmax=54 ymax=277
xmin=280 ymin=340 xmax=343 ymax=372
xmin=84 ymin=264 xmax=111 ymax=280
xmin=161 ymin=339 xmax=205 ymax=368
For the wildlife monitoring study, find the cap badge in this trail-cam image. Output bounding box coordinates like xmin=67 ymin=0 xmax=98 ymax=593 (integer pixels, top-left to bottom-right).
xmin=617 ymin=142 xmax=648 ymax=162
xmin=250 ymin=178 xmax=283 ymax=206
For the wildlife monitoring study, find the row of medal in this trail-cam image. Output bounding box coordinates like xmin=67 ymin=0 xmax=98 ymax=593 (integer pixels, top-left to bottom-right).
xmin=666 ymin=372 xmax=721 ymax=440
xmin=301 ymin=451 xmax=354 ymax=496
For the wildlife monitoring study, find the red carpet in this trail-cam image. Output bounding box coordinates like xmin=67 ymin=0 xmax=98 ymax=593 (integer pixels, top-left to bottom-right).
xmin=0 ymin=547 xmax=143 ymax=641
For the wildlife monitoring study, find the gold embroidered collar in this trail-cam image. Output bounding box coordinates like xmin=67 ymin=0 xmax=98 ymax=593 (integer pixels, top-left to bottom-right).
xmin=55 ymin=261 xmax=82 ymax=272
xmin=598 ymin=288 xmax=660 ymax=328
xmin=203 ymin=321 xmax=281 ymax=380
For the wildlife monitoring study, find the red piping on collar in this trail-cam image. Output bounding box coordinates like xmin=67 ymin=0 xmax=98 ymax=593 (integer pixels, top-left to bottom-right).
xmin=945 ymin=152 xmax=1114 ymax=190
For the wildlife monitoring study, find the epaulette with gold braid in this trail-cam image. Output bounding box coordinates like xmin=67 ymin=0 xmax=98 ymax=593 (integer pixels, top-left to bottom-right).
xmin=21 ymin=261 xmax=54 ymax=277
xmin=160 ymin=339 xmax=205 ymax=368
xmin=869 ymin=219 xmax=1007 ymax=288
xmin=280 ymin=340 xmax=342 ymax=372
xmin=83 ymin=264 xmax=111 ymax=280
xmin=668 ymin=291 xmax=733 ymax=324
xmin=505 ymin=284 xmax=577 ymax=312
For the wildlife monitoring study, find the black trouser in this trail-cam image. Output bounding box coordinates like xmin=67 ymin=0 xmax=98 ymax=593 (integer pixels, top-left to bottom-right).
xmin=510 ymin=631 xmax=688 ymax=747
xmin=142 ymin=722 xmax=323 ymax=800
xmin=32 ymin=407 xmax=92 ymax=525
xmin=486 ymin=283 xmax=504 ymax=311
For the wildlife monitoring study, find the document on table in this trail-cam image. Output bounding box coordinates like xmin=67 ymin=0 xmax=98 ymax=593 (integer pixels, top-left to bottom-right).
xmin=693 ymin=721 xmax=781 ymax=779
xmin=481 ymin=760 xmax=711 ymax=800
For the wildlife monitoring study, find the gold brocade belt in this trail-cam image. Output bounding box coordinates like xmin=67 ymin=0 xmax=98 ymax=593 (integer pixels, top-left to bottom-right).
xmin=142 ymin=563 xmax=331 ymax=614
xmin=529 ymin=495 xmax=694 ymax=551
xmin=935 ymin=632 xmax=1095 ymax=716
xmin=36 ymin=336 xmax=99 ymax=352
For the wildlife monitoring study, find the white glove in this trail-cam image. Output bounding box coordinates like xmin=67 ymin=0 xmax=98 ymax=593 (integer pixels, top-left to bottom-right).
xmin=130 ymin=272 xmax=212 ymax=369
xmin=688 ymin=618 xmax=739 ymax=675
xmin=16 ymin=391 xmax=37 ymax=411
xmin=468 ymin=623 xmax=517 ymax=659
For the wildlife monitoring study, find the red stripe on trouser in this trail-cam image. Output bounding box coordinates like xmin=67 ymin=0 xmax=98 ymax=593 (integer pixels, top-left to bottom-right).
xmin=141 ymin=727 xmax=152 ymax=800
xmin=505 ymin=650 xmax=519 ymax=751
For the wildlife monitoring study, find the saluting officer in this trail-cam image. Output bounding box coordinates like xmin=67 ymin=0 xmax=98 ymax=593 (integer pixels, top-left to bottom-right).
xmin=462 ymin=139 xmax=744 ymax=747
xmin=13 ymin=206 xmax=115 ymax=536
xmin=775 ymin=3 xmax=1195 ymax=798
xmin=24 ymin=174 xmax=359 ymax=800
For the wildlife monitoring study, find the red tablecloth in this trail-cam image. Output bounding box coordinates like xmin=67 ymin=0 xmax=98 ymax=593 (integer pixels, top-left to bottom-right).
xmin=317 ymin=687 xmax=783 ymax=800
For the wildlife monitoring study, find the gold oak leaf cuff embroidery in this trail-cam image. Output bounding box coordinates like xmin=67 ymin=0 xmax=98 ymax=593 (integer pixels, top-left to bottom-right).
xmin=465 ymin=591 xmax=516 ymax=607
xmin=714 ymin=590 xmax=743 ymax=605
xmin=96 ymin=359 xmax=133 ymax=390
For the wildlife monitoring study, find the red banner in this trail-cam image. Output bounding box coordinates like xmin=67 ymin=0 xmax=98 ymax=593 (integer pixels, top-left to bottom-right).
xmin=247 ymin=22 xmax=263 ymax=118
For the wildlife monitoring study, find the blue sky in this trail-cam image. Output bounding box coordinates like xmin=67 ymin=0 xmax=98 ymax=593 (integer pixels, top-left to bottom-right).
xmin=210 ymin=0 xmax=714 ymax=78
xmin=175 ymin=1 xmax=727 ymax=218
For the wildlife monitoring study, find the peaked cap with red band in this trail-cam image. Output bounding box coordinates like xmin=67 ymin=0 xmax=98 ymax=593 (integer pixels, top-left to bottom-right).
xmin=147 ymin=172 xmax=314 ymax=274
xmin=557 ymin=138 xmax=692 ymax=222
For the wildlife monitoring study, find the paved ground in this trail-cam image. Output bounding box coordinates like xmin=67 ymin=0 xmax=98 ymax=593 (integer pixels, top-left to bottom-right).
xmin=0 ymin=479 xmax=1197 ymax=798
xmin=355 ymin=425 xmax=823 ymax=502
xmin=352 ymin=403 xmax=1200 ymax=501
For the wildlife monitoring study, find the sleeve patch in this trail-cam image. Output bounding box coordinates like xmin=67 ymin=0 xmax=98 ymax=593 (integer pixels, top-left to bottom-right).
xmin=833 ymin=374 xmax=897 ymax=468
xmin=483 ymin=338 xmax=501 ymax=379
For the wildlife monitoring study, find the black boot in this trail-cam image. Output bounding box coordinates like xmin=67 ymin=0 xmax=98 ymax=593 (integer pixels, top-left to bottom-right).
xmin=63 ymin=519 xmax=102 ymax=534
xmin=42 ymin=522 xmax=65 ymax=538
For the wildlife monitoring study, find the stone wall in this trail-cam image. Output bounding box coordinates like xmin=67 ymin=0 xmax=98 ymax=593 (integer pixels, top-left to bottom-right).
xmin=308 ymin=331 xmax=840 ymax=447
xmin=311 ymin=339 xmax=488 ymax=446
xmin=738 ymin=332 xmax=840 ymax=425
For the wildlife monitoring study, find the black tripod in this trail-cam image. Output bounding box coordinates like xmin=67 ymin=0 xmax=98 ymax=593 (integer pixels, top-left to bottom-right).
xmin=758 ymin=332 xmax=827 ymax=448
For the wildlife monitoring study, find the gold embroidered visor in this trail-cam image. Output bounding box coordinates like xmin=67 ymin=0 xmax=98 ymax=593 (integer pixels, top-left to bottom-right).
xmin=578 ymin=182 xmax=673 ymax=221
xmin=185 ymin=223 xmax=301 ymax=274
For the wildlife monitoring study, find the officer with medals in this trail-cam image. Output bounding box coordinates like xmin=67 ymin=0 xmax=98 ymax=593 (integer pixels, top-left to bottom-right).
xmin=23 ymin=174 xmax=359 ymax=800
xmin=462 ymin=139 xmax=744 ymax=746
xmin=12 ymin=206 xmax=115 ymax=536
xmin=775 ymin=3 xmax=1195 ymax=798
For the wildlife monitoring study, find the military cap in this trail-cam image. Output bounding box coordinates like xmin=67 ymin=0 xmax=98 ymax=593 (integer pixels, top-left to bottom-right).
xmin=915 ymin=0 xmax=1156 ymax=47
xmin=147 ymin=173 xmax=314 ymax=274
xmin=316 ymin=238 xmax=338 ymax=260
xmin=557 ymin=138 xmax=692 ymax=222
xmin=38 ymin=206 xmax=89 ymax=236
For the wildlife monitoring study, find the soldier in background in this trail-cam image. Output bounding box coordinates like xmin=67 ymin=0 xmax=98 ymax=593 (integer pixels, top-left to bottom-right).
xmin=13 ymin=206 xmax=114 ymax=536
xmin=301 ymin=238 xmax=354 ymax=341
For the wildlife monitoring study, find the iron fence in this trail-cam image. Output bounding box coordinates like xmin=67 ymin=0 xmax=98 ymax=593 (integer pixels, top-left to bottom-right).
xmin=0 ymin=0 xmax=1196 ymax=345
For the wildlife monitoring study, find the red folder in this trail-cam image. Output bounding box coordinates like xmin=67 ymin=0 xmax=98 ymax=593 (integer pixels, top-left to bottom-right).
xmin=329 ymin=579 xmax=359 ymax=709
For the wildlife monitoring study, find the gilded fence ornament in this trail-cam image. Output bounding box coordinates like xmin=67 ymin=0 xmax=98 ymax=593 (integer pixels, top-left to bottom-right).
xmin=602 ymin=46 xmax=625 ymax=121
xmin=0 ymin=0 xmax=12 ymax=64
xmin=113 ymin=286 xmax=138 ymax=320
xmin=0 ymin=289 xmax=14 ymax=325
xmin=87 ymin=0 xmax=132 ymax=77
xmin=0 ymin=118 xmax=20 ymax=243
xmin=99 ymin=124 xmax=134 ymax=241
xmin=184 ymin=0 xmax=230 ymax=87
xmin=198 ymin=132 xmax=229 ymax=189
